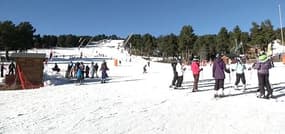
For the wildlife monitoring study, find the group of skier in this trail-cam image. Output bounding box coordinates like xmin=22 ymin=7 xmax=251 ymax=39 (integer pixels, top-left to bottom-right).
xmin=170 ymin=56 xmax=201 ymax=90
xmin=63 ymin=60 xmax=109 ymax=84
xmin=0 ymin=61 xmax=16 ymax=77
xmin=170 ymin=51 xmax=274 ymax=99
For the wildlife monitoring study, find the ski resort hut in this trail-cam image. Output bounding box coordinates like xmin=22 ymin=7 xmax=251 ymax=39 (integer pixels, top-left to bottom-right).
xmin=10 ymin=53 xmax=46 ymax=89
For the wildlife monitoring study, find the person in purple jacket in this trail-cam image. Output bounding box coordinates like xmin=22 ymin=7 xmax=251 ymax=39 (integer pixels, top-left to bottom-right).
xmin=253 ymin=51 xmax=273 ymax=99
xmin=212 ymin=53 xmax=230 ymax=97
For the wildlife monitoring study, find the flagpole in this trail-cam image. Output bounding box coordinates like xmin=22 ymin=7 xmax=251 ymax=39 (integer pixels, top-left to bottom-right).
xmin=278 ymin=4 xmax=284 ymax=46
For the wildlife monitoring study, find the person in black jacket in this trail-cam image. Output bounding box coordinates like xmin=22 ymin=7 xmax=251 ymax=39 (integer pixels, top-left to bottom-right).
xmin=170 ymin=60 xmax=178 ymax=88
xmin=52 ymin=63 xmax=60 ymax=73
xmin=94 ymin=63 xmax=99 ymax=78
xmin=85 ymin=65 xmax=90 ymax=78
xmin=1 ymin=63 xmax=5 ymax=77
xmin=8 ymin=62 xmax=15 ymax=75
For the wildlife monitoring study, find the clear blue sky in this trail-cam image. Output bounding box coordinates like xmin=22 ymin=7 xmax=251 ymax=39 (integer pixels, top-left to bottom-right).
xmin=1 ymin=0 xmax=285 ymax=38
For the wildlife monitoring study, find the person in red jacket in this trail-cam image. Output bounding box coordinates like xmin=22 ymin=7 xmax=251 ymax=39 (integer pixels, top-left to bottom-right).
xmin=191 ymin=56 xmax=203 ymax=92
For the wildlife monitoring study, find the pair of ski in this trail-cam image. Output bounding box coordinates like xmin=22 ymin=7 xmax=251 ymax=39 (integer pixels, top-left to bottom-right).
xmin=75 ymin=82 xmax=83 ymax=86
xmin=169 ymin=85 xmax=188 ymax=90
xmin=213 ymin=94 xmax=227 ymax=99
xmin=256 ymin=94 xmax=276 ymax=100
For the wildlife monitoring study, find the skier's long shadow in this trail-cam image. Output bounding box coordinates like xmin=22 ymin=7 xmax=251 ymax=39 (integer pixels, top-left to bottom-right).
xmin=271 ymin=85 xmax=285 ymax=98
xmin=180 ymin=82 xmax=216 ymax=92
xmin=77 ymin=77 xmax=144 ymax=85
xmin=184 ymin=83 xmax=216 ymax=89
xmin=54 ymin=77 xmax=104 ymax=86
xmin=175 ymin=81 xmax=285 ymax=99
xmin=105 ymin=78 xmax=144 ymax=84
xmin=183 ymin=79 xmax=215 ymax=90
xmin=272 ymin=85 xmax=285 ymax=92
xmin=183 ymin=79 xmax=215 ymax=84
xmin=221 ymin=90 xmax=257 ymax=98
xmin=222 ymin=83 xmax=285 ymax=99
xmin=47 ymin=73 xmax=144 ymax=86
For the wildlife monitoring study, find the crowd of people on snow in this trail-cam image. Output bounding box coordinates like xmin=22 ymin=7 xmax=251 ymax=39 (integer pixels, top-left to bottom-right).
xmin=0 ymin=47 xmax=276 ymax=100
xmin=51 ymin=60 xmax=109 ymax=84
xmin=170 ymin=49 xmax=275 ymax=99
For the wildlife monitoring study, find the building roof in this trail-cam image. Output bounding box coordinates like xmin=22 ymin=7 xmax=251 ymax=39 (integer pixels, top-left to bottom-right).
xmin=10 ymin=53 xmax=46 ymax=59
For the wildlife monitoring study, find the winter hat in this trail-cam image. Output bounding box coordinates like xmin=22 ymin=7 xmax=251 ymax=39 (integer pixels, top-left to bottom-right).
xmin=236 ymin=57 xmax=241 ymax=62
xmin=216 ymin=53 xmax=220 ymax=58
xmin=258 ymin=54 xmax=267 ymax=61
xmin=259 ymin=50 xmax=265 ymax=56
xmin=193 ymin=55 xmax=199 ymax=61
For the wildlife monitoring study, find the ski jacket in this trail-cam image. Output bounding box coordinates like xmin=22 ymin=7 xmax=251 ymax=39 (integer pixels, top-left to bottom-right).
xmin=90 ymin=64 xmax=94 ymax=72
xmin=9 ymin=63 xmax=15 ymax=70
xmin=191 ymin=61 xmax=200 ymax=75
xmin=176 ymin=63 xmax=185 ymax=76
xmin=235 ymin=62 xmax=246 ymax=74
xmin=94 ymin=63 xmax=99 ymax=71
xmin=76 ymin=68 xmax=83 ymax=79
xmin=100 ymin=62 xmax=109 ymax=73
xmin=253 ymin=57 xmax=272 ymax=74
xmin=212 ymin=57 xmax=226 ymax=79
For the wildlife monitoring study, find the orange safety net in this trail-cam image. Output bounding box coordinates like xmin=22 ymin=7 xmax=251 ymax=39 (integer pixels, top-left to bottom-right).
xmin=16 ymin=64 xmax=43 ymax=89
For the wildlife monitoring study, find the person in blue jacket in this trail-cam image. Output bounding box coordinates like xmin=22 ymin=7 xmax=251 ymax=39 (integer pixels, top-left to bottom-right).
xmin=76 ymin=63 xmax=84 ymax=84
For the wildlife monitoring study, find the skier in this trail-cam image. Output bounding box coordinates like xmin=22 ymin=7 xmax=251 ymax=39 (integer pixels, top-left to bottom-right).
xmin=174 ymin=59 xmax=186 ymax=89
xmin=65 ymin=61 xmax=73 ymax=78
xmin=1 ymin=63 xmax=6 ymax=77
xmin=49 ymin=51 xmax=53 ymax=60
xmin=94 ymin=63 xmax=99 ymax=78
xmin=212 ymin=53 xmax=230 ymax=97
xmin=85 ymin=65 xmax=90 ymax=78
xmin=191 ymin=55 xmax=203 ymax=92
xmin=169 ymin=60 xmax=178 ymax=88
xmin=143 ymin=64 xmax=147 ymax=73
xmin=76 ymin=63 xmax=84 ymax=85
xmin=100 ymin=60 xmax=109 ymax=83
xmin=253 ymin=51 xmax=273 ymax=99
xmin=90 ymin=62 xmax=95 ymax=78
xmin=8 ymin=61 xmax=15 ymax=75
xmin=232 ymin=57 xmax=247 ymax=91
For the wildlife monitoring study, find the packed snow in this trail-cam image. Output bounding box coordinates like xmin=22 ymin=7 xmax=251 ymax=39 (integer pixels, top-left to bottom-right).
xmin=0 ymin=40 xmax=285 ymax=134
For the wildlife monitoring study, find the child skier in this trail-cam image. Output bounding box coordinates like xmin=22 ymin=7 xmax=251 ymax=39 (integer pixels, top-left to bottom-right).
xmin=174 ymin=59 xmax=186 ymax=89
xmin=191 ymin=56 xmax=203 ymax=92
xmin=232 ymin=57 xmax=247 ymax=91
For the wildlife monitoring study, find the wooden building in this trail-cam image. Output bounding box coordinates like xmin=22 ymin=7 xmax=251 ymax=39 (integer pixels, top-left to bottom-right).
xmin=8 ymin=53 xmax=46 ymax=89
